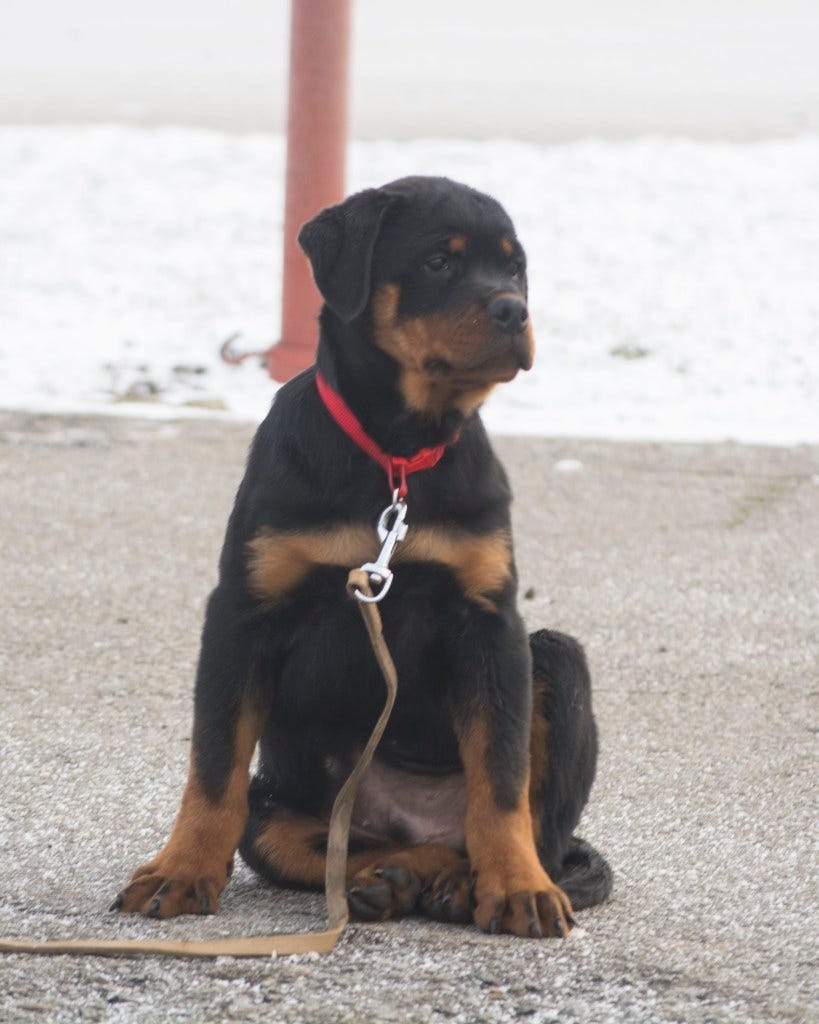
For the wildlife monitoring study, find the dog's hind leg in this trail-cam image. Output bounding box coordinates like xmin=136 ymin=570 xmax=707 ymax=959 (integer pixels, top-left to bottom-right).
xmin=528 ymin=629 xmax=613 ymax=909
xmin=240 ymin=797 xmax=467 ymax=922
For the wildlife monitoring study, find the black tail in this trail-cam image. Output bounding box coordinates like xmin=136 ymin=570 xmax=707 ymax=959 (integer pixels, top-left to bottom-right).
xmin=555 ymin=835 xmax=613 ymax=910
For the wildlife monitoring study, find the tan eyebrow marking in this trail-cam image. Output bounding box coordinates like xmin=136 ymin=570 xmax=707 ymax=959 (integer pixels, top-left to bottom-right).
xmin=500 ymin=237 xmax=514 ymax=257
xmin=448 ymin=235 xmax=466 ymax=254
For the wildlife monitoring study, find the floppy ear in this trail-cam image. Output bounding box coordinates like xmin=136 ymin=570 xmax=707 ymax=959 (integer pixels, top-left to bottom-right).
xmin=298 ymin=188 xmax=397 ymax=323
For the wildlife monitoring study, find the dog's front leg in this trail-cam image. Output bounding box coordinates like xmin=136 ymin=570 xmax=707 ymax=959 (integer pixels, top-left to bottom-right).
xmin=452 ymin=607 xmax=574 ymax=938
xmin=112 ymin=586 xmax=266 ymax=918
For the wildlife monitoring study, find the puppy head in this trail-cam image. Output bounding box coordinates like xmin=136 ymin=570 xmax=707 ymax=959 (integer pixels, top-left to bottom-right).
xmin=299 ymin=176 xmax=534 ymax=419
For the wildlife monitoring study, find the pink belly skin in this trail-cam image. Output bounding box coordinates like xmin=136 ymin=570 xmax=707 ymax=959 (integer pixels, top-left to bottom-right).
xmin=350 ymin=758 xmax=467 ymax=848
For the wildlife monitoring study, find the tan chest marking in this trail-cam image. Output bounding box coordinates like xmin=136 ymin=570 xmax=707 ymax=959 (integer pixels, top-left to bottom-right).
xmin=398 ymin=527 xmax=511 ymax=611
xmin=246 ymin=525 xmax=377 ymax=602
xmin=246 ymin=525 xmax=511 ymax=610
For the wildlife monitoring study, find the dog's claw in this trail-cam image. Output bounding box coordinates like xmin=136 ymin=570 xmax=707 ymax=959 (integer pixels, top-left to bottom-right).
xmin=351 ymin=884 xmax=393 ymax=911
xmin=373 ymin=865 xmax=412 ymax=889
xmin=347 ymin=886 xmax=388 ymax=921
xmin=108 ymin=895 xmax=123 ymax=913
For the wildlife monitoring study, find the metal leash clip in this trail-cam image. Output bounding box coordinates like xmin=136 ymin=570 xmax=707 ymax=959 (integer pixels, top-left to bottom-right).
xmin=353 ymin=491 xmax=409 ymax=603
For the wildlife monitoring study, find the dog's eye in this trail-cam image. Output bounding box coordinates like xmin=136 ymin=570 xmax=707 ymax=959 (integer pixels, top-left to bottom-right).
xmin=425 ymin=255 xmax=450 ymax=273
xmin=510 ymin=259 xmax=524 ymax=278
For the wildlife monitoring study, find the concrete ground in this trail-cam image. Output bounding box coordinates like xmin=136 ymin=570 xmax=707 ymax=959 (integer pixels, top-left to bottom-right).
xmin=0 ymin=409 xmax=816 ymax=1024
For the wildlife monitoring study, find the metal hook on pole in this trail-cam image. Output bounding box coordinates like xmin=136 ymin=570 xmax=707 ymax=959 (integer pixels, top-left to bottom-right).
xmin=220 ymin=0 xmax=352 ymax=379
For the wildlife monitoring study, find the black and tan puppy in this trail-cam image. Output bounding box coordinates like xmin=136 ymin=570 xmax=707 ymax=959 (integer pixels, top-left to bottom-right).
xmin=113 ymin=176 xmax=612 ymax=938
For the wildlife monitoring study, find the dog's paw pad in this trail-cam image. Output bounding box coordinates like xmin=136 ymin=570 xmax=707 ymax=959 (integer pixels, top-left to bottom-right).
xmin=348 ymin=862 xmax=422 ymax=921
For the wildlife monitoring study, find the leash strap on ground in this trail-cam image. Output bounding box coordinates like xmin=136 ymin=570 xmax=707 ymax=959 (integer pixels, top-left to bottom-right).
xmin=0 ymin=570 xmax=398 ymax=960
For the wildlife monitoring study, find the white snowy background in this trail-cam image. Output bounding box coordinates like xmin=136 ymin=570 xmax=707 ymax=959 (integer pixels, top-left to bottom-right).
xmin=2 ymin=126 xmax=817 ymax=444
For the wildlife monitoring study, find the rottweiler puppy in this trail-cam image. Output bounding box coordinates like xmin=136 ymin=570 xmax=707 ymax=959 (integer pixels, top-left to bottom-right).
xmin=112 ymin=176 xmax=612 ymax=938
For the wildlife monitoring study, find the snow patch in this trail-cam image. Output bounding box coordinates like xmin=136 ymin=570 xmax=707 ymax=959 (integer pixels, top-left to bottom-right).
xmin=2 ymin=126 xmax=818 ymax=444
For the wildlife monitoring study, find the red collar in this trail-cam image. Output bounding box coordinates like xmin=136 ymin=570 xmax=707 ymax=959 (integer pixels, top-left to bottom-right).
xmin=315 ymin=372 xmax=456 ymax=498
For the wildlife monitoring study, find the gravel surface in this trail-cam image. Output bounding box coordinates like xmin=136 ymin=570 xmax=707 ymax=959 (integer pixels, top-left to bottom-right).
xmin=0 ymin=411 xmax=817 ymax=1023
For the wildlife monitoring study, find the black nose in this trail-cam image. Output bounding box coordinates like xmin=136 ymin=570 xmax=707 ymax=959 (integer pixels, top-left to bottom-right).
xmin=488 ymin=295 xmax=529 ymax=334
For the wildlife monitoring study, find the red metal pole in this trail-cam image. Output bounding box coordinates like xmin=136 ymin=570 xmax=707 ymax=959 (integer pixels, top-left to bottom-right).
xmin=268 ymin=0 xmax=351 ymax=382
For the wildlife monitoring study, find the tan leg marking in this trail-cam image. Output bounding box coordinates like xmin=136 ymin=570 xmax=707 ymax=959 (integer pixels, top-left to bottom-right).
xmin=253 ymin=813 xmax=463 ymax=886
xmin=250 ymin=811 xmax=464 ymax=921
xmin=528 ymin=680 xmax=550 ymax=840
xmin=398 ymin=527 xmax=511 ymax=611
xmin=115 ymin=707 xmax=264 ymax=918
xmin=458 ymin=720 xmax=573 ymax=937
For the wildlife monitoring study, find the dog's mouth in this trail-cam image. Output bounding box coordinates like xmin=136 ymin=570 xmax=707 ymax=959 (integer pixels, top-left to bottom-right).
xmin=370 ymin=284 xmax=535 ymax=405
xmin=422 ymin=357 xmax=453 ymax=375
xmin=421 ymin=332 xmax=534 ymax=384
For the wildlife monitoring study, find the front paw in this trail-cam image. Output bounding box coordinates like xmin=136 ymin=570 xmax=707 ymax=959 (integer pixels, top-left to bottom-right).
xmin=110 ymin=853 xmax=233 ymax=919
xmin=473 ymin=871 xmax=575 ymax=938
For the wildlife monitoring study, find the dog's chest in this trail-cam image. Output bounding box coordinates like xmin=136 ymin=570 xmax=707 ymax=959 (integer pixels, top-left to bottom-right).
xmin=247 ymin=519 xmax=511 ymax=616
xmin=275 ymin=570 xmax=463 ymax=759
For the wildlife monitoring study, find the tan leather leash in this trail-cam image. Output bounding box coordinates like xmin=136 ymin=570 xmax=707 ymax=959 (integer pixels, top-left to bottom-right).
xmin=0 ymin=569 xmax=397 ymax=960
